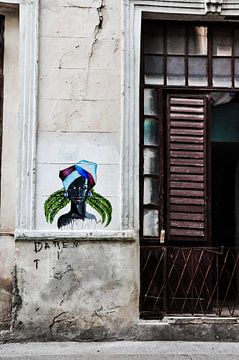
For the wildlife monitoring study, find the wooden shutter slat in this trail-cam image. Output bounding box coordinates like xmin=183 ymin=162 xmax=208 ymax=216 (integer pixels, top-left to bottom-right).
xmin=170 ymin=98 xmax=204 ymax=106
xmin=171 ymin=121 xmax=204 ymax=129
xmin=170 ymin=174 xmax=204 ymax=182
xmin=170 ymin=158 xmax=204 ymax=166
xmin=170 ymin=189 xmax=204 ymax=197
xmin=170 ymin=229 xmax=205 ymax=237
xmin=171 ymin=166 xmax=204 ymax=174
xmin=170 ymin=204 xmax=204 ymax=213
xmin=170 ymin=128 xmax=204 ymax=136
xmin=170 ymin=106 xmax=204 ymax=113
xmin=171 ymin=212 xmax=204 ymax=221
xmin=170 ymin=150 xmax=204 ymax=159
xmin=170 ymin=221 xmax=204 ymax=229
xmin=170 ymin=114 xmax=204 ymax=120
xmin=170 ymin=135 xmax=204 ymax=143
xmin=170 ymin=181 xmax=204 ymax=189
xmin=170 ymin=197 xmax=205 ymax=205
xmin=167 ymin=95 xmax=209 ymax=242
xmin=170 ymin=143 xmax=204 ymax=151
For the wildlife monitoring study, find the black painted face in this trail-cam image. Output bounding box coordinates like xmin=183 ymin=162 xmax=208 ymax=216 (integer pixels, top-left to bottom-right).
xmin=67 ymin=177 xmax=89 ymax=205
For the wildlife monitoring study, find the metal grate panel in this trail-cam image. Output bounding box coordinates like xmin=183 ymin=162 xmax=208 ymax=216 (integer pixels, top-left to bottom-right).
xmin=141 ymin=246 xmax=239 ymax=317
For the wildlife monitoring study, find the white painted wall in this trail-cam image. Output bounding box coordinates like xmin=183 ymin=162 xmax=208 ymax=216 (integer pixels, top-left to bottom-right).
xmin=0 ymin=11 xmax=18 ymax=231
xmin=36 ymin=0 xmax=122 ymax=231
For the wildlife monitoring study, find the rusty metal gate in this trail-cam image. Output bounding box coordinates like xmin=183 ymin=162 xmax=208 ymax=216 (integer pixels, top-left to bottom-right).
xmin=140 ymin=246 xmax=239 ymax=318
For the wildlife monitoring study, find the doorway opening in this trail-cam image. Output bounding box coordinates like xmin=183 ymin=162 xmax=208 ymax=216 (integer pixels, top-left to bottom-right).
xmin=140 ymin=19 xmax=239 ymax=318
xmin=211 ymin=93 xmax=239 ymax=249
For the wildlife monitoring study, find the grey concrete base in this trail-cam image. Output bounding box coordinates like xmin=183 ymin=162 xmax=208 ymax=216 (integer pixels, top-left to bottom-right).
xmin=2 ymin=319 xmax=239 ymax=343
xmin=1 ymin=341 xmax=239 ymax=359
xmin=137 ymin=319 xmax=239 ymax=342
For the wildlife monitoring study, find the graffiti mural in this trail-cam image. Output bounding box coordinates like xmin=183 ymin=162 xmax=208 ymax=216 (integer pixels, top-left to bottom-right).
xmin=44 ymin=160 xmax=112 ymax=229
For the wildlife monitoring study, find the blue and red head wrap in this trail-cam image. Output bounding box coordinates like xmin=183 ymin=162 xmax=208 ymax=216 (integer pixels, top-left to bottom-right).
xmin=59 ymin=160 xmax=97 ymax=191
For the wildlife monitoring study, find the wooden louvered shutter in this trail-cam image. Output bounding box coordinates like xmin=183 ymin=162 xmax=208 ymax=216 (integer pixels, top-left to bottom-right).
xmin=167 ymin=95 xmax=210 ymax=243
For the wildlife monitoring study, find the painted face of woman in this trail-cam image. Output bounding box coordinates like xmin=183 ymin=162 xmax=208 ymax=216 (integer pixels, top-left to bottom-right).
xmin=67 ymin=177 xmax=89 ymax=205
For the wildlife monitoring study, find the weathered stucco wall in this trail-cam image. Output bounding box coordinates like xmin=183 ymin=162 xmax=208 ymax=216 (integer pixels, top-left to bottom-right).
xmin=0 ymin=11 xmax=18 ymax=330
xmin=0 ymin=235 xmax=14 ymax=330
xmin=2 ymin=0 xmax=239 ymax=343
xmin=13 ymin=0 xmax=139 ymax=340
xmin=36 ymin=0 xmax=121 ymax=230
xmin=1 ymin=12 xmax=18 ymax=231
xmin=15 ymin=240 xmax=138 ymax=340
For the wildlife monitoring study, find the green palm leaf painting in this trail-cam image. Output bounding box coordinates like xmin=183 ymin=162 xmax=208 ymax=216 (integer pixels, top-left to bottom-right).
xmin=44 ymin=188 xmax=112 ymax=226
xmin=44 ymin=188 xmax=70 ymax=224
xmin=86 ymin=189 xmax=112 ymax=226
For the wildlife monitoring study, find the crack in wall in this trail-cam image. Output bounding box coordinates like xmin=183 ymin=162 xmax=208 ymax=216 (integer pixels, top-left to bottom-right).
xmin=85 ymin=0 xmax=105 ymax=97
xmin=58 ymin=46 xmax=79 ymax=70
xmin=63 ymin=5 xmax=92 ymax=9
xmin=64 ymin=1 xmax=104 ymax=10
xmin=95 ymin=0 xmax=104 ymax=33
xmin=58 ymin=1 xmax=106 ymax=98
xmin=54 ymin=264 xmax=73 ymax=280
xmin=59 ymin=277 xmax=81 ymax=306
xmin=90 ymin=0 xmax=105 ymax=60
xmin=59 ymin=291 xmax=68 ymax=306
xmin=114 ymin=38 xmax=120 ymax=53
xmin=49 ymin=311 xmax=68 ymax=332
xmin=93 ymin=305 xmax=121 ymax=320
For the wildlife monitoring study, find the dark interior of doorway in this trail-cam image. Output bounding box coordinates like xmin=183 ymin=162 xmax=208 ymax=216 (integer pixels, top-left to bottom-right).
xmin=211 ymin=94 xmax=239 ymax=250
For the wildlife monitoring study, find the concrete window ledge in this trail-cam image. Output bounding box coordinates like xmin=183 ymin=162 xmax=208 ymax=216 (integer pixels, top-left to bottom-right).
xmin=14 ymin=230 xmax=137 ymax=242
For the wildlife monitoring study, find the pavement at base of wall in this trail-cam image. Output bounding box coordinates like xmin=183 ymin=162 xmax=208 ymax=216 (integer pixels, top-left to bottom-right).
xmin=1 ymin=341 xmax=239 ymax=359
